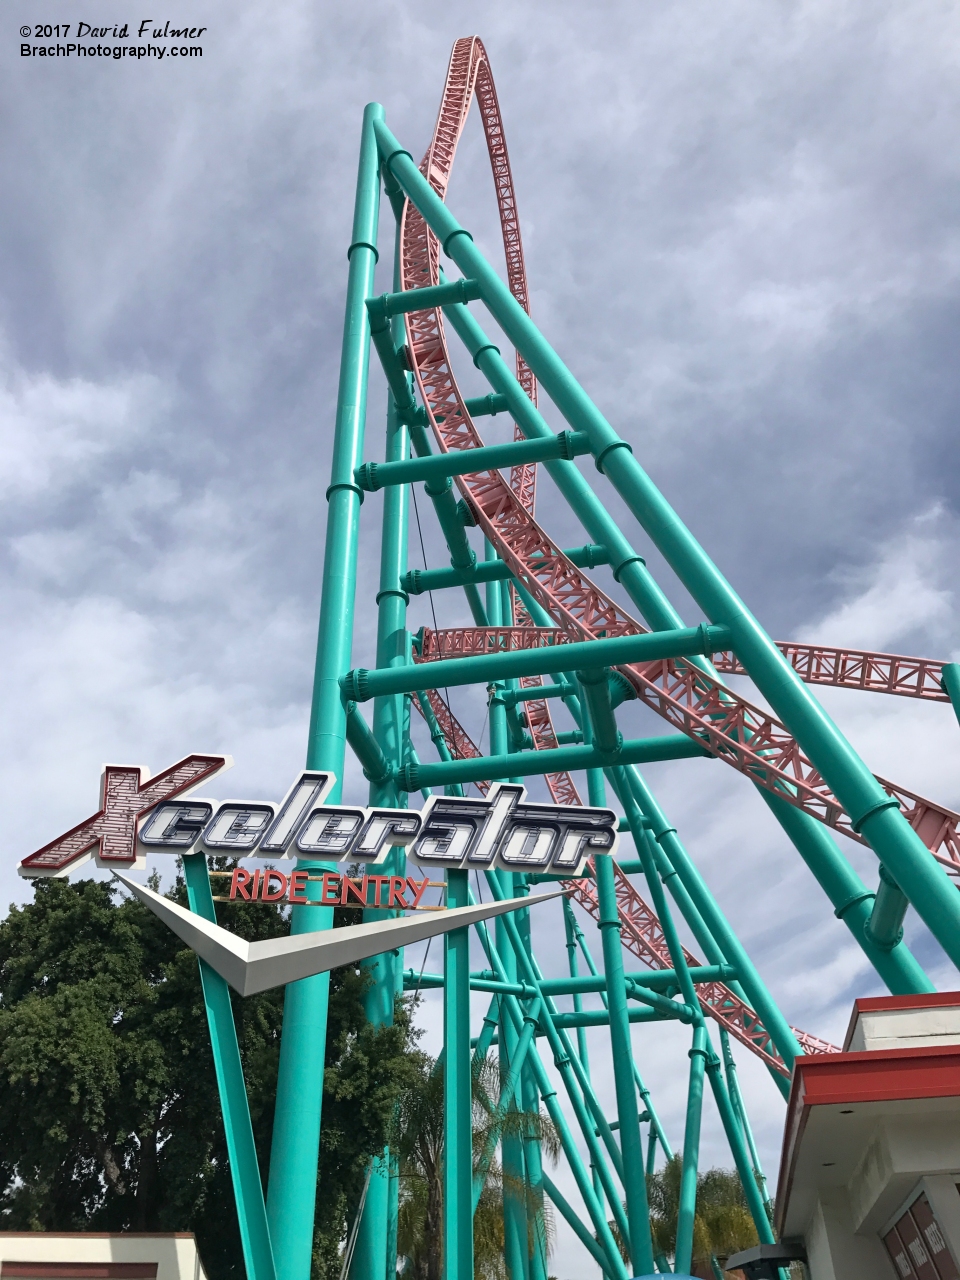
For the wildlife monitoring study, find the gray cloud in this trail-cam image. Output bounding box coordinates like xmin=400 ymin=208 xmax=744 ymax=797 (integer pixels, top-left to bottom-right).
xmin=3 ymin=1 xmax=959 ymax=1270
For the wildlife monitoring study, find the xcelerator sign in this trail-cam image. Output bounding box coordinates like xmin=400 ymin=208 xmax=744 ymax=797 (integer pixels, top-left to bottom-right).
xmin=19 ymin=754 xmax=618 ymax=880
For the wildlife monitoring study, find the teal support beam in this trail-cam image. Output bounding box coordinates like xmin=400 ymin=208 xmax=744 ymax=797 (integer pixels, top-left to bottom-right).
xmin=345 ymin=700 xmax=392 ymax=785
xmin=371 ymin=275 xmax=482 ymax=318
xmin=494 ymin=868 xmax=530 ymax=1280
xmin=704 ymin=1028 xmax=776 ymax=1246
xmin=626 ymin=766 xmax=804 ymax=1074
xmin=356 ymin=430 xmax=590 ymax=492
xmin=423 ymin=474 xmax=488 ymax=626
xmin=561 ymin=898 xmax=605 ymax=1213
xmin=577 ymin=667 xmax=622 ymax=757
xmin=268 ymin=102 xmax=382 ymax=1280
xmin=760 ymin=789 xmax=932 ymax=993
xmin=595 ymin=854 xmax=656 ymax=1276
xmin=719 ymin=1028 xmax=772 ymax=1220
xmin=472 ymin=994 xmax=500 ymax=1073
xmin=515 ymin=894 xmax=548 ymax=1280
xmin=379 ymin=119 xmax=960 ymax=973
xmin=503 ymin=681 xmax=577 ymax=706
xmin=394 ymin=730 xmax=707 ymax=792
xmin=471 ymin=995 xmax=540 ymax=1210
xmin=865 ymin=863 xmax=911 ymax=952
xmin=941 ymin=663 xmax=960 ymax=729
xmin=343 ymin=622 xmax=731 ymax=700
xmin=541 ymin=1173 xmax=612 ymax=1274
xmin=182 ymin=853 xmax=276 ymax=1280
xmin=674 ymin=1023 xmax=709 ymax=1277
xmin=444 ymin=869 xmax=473 ymax=1280
xmin=403 ymin=545 xmax=609 ymax=595
xmin=470 ymin=914 xmax=630 ymax=1280
xmin=565 ymin=901 xmax=674 ymax=1162
xmin=352 ymin=264 xmax=414 ymax=1279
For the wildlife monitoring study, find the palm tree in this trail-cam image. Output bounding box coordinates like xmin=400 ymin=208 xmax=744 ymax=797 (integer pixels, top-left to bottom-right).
xmin=645 ymin=1154 xmax=760 ymax=1276
xmin=392 ymin=1052 xmax=559 ymax=1279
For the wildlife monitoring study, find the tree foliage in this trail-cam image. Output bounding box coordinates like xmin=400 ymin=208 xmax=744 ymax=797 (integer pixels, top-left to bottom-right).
xmin=392 ymin=1051 xmax=557 ymax=1280
xmin=646 ymin=1153 xmax=760 ymax=1273
xmin=0 ymin=873 xmax=420 ymax=1280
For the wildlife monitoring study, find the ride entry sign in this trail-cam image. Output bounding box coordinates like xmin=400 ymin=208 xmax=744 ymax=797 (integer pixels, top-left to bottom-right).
xmin=18 ymin=753 xmax=619 ymax=881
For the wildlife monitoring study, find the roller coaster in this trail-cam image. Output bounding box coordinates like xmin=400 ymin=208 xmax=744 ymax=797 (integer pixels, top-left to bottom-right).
xmin=74 ymin=35 xmax=960 ymax=1280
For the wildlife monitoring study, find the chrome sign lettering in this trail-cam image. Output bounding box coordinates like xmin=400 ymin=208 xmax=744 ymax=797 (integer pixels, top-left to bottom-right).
xmin=19 ymin=756 xmax=618 ymax=878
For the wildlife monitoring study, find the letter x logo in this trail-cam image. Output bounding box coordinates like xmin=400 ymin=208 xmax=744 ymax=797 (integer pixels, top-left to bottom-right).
xmin=19 ymin=755 xmax=228 ymax=878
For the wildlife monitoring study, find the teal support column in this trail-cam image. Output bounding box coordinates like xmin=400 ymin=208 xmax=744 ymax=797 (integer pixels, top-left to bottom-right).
xmin=626 ymin=767 xmax=803 ymax=1076
xmin=351 ymin=408 xmax=411 ymax=1279
xmin=719 ymin=1028 xmax=772 ymax=1220
xmin=703 ymin=1029 xmax=776 ymax=1245
xmin=540 ymin=1174 xmax=612 ymax=1275
xmin=674 ymin=1024 xmax=709 ymax=1277
xmin=471 ymin=912 xmax=629 ymax=1280
xmin=942 ymin=663 xmax=960 ymax=729
xmin=562 ymin=899 xmax=606 ymax=1212
xmin=565 ymin=893 xmax=673 ymax=1162
xmin=182 ymin=853 xmax=276 ymax=1280
xmin=516 ymin=888 xmax=547 ymax=1280
xmin=268 ymin=103 xmax=382 ymax=1280
xmin=761 ymin=790 xmax=932 ymax=993
xmin=444 ymin=869 xmax=473 ymax=1280
xmin=496 ymin=875 xmax=529 ymax=1280
xmin=595 ymin=854 xmax=656 ymax=1277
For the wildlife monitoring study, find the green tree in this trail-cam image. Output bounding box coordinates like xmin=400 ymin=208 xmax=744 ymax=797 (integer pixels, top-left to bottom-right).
xmin=392 ymin=1051 xmax=557 ymax=1280
xmin=0 ymin=872 xmax=420 ymax=1280
xmin=645 ymin=1154 xmax=759 ymax=1275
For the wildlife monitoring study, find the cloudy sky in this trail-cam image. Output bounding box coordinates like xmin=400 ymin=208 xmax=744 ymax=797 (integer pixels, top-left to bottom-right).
xmin=3 ymin=0 xmax=960 ymax=1272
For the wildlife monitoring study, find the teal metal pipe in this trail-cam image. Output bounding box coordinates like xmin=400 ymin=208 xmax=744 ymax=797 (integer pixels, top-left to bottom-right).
xmin=941 ymin=663 xmax=960 ymax=729
xmin=541 ymin=1173 xmax=612 ymax=1274
xmin=471 ymin=996 xmax=541 ymax=1210
xmin=471 ymin=920 xmax=630 ymax=1279
xmin=719 ymin=1028 xmax=771 ymax=1219
xmin=395 ymin=731 xmax=707 ymax=791
xmin=865 ymin=863 xmax=910 ymax=951
xmin=423 ymin=474 xmax=488 ymax=626
xmin=342 ymin=623 xmax=731 ymax=700
xmin=269 ymin=102 xmax=382 ymax=1280
xmin=565 ymin=902 xmax=674 ymax=1162
xmin=703 ymin=1030 xmax=776 ymax=1245
xmin=577 ymin=667 xmax=622 ymax=757
xmin=352 ymin=311 xmax=413 ymax=1279
xmin=627 ymin=767 xmax=803 ymax=1072
xmin=561 ymin=899 xmax=604 ymax=1213
xmin=403 ymin=544 xmax=609 ymax=595
xmin=410 ymin=390 xmax=512 ymax=426
xmin=182 ymin=853 xmax=276 ymax=1280
xmin=378 ymin=121 xmax=960 ymax=972
xmin=493 ymin=865 xmax=528 ymax=1280
xmin=444 ymin=869 xmax=473 ymax=1280
xmin=759 ymin=790 xmax=932 ymax=992
xmin=595 ymin=854 xmax=655 ymax=1275
xmin=674 ymin=1024 xmax=709 ymax=1276
xmin=372 ymin=275 xmax=482 ymax=317
xmin=503 ymin=681 xmax=577 ymax=706
xmin=344 ymin=701 xmax=392 ymax=784
xmin=356 ymin=430 xmax=589 ymax=491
